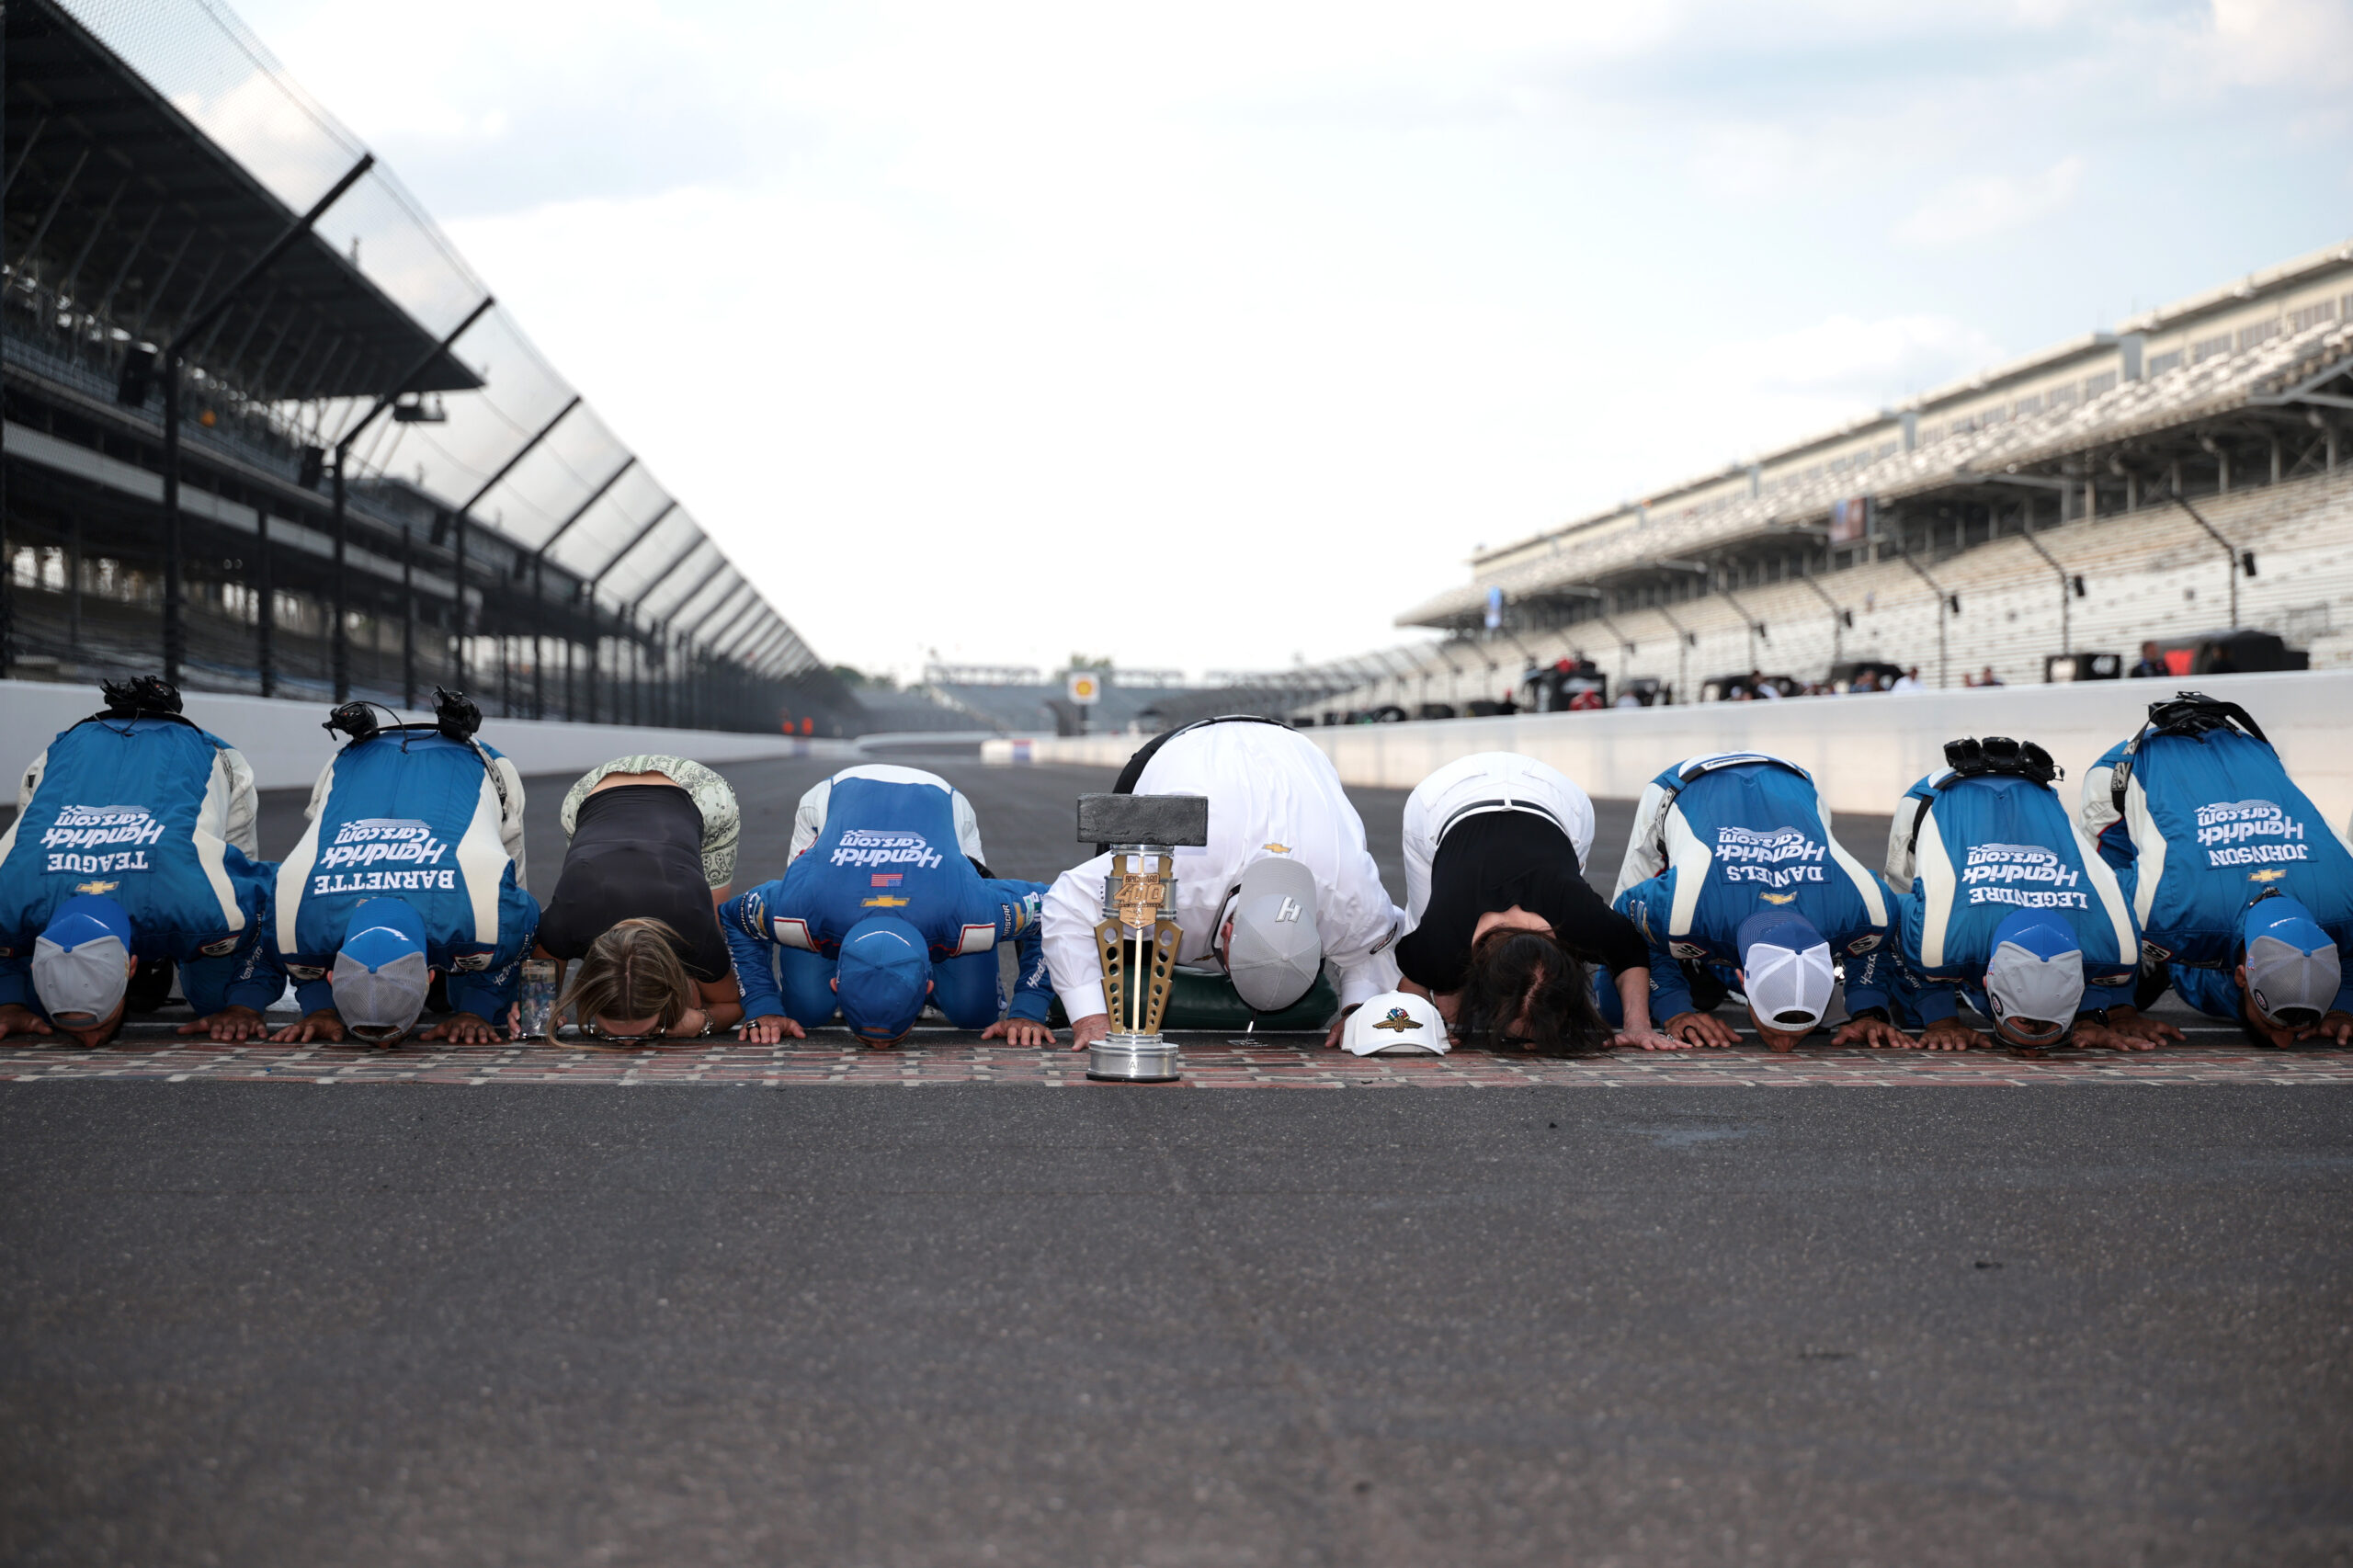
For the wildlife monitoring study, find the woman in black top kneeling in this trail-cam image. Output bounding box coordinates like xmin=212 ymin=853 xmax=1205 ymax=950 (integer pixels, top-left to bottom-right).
xmin=535 ymin=756 xmax=745 ymax=1040
xmin=1395 ymin=752 xmax=1674 ymax=1053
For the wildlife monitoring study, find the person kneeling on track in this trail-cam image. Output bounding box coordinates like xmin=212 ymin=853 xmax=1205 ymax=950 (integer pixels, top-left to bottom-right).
xmin=1608 ymin=751 xmax=1909 ymax=1051
xmin=1041 ymin=717 xmax=1404 ymax=1051
xmin=1393 ymin=752 xmax=1674 ymax=1054
xmin=533 ymin=756 xmax=744 ymax=1042
xmin=1885 ymin=736 xmax=2143 ymax=1052
xmin=268 ymin=691 xmax=538 ymax=1046
xmin=0 ymin=677 xmax=277 ymax=1047
xmin=2082 ymin=693 xmax=2352 ymax=1048
xmin=722 ymin=767 xmax=1053 ymax=1047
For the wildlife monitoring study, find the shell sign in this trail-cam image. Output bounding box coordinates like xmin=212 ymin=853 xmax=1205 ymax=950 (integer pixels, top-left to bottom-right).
xmin=1066 ymin=671 xmax=1103 ymax=704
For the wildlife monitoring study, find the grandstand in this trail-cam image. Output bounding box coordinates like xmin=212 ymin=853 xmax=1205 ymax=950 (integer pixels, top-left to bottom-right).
xmin=1318 ymin=240 xmax=2353 ymax=717
xmin=924 ymin=665 xmax=1199 ymax=735
xmin=923 ymin=664 xmax=1374 ymax=735
xmin=1 ymin=0 xmax=846 ymax=733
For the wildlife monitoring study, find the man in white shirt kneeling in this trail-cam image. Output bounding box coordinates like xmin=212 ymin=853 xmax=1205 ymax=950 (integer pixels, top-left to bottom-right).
xmin=1041 ymin=717 xmax=1404 ymax=1051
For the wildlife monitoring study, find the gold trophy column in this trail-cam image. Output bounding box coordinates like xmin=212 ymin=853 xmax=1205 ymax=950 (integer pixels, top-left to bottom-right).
xmin=1075 ymin=791 xmax=1209 ymax=1084
xmin=1092 ymin=846 xmax=1184 ymax=1081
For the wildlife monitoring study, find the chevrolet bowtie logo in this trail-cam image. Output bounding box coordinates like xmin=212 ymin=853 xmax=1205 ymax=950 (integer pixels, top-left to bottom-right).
xmin=1263 ymin=842 xmax=1290 ymax=854
xmin=1760 ymin=892 xmax=1797 ymax=904
xmin=1371 ymin=1007 xmax=1421 ymax=1034
xmin=861 ymin=894 xmax=911 ymax=908
xmin=74 ymin=880 xmax=120 ymax=895
xmin=2248 ymin=869 xmax=2289 ymax=882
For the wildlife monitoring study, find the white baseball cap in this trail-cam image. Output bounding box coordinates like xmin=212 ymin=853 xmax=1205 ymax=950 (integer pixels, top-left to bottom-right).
xmin=1736 ymin=911 xmax=1836 ymax=1032
xmin=1341 ymin=990 xmax=1449 ymax=1055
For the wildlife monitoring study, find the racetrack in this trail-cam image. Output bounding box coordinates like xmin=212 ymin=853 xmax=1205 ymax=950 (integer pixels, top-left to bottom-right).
xmin=4 ymin=749 xmax=2349 ymax=1565
xmin=5 ymin=1082 xmax=2348 ymax=1566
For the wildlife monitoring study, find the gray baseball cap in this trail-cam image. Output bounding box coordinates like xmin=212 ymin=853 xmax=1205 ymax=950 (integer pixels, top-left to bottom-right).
xmin=2243 ymin=899 xmax=2340 ymax=1025
xmin=1227 ymin=856 xmax=1322 ymax=1012
xmin=334 ymin=900 xmax=431 ymax=1041
xmin=31 ymin=893 xmax=135 ymax=1025
xmin=1983 ymin=911 xmax=2085 ymax=1045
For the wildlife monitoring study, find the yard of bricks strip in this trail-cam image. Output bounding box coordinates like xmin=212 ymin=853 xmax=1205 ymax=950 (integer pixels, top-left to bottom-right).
xmin=6 ymin=1022 xmax=2348 ymax=1086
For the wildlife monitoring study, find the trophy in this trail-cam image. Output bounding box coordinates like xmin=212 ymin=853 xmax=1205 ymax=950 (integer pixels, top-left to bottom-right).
xmin=1075 ymin=791 xmax=1210 ymax=1082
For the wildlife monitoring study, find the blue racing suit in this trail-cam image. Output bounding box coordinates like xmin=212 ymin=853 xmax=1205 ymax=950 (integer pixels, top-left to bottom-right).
xmin=0 ymin=713 xmax=276 ymax=1017
xmin=271 ymin=730 xmax=538 ymax=1021
xmin=719 ymin=775 xmax=1051 ymax=1029
xmin=1606 ymin=753 xmax=1893 ymax=1025
xmin=2083 ymin=722 xmax=2353 ymax=1020
xmin=1886 ymin=767 xmax=2141 ymax=1028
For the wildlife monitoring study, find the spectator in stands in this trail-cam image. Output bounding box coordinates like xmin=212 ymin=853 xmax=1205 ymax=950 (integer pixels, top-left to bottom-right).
xmin=2131 ymin=641 xmax=2168 ymax=678
xmin=1607 ymin=752 xmax=1909 ymax=1052
xmin=1884 ymin=736 xmax=2143 ymax=1051
xmin=534 ymin=756 xmax=745 ymax=1041
xmin=1614 ymin=689 xmax=1643 ymax=709
xmin=0 ymin=678 xmax=277 ymax=1048
xmin=2083 ymin=694 xmax=2352 ymax=1048
xmin=1891 ymin=666 xmax=1926 ymax=693
xmin=269 ymin=691 xmax=536 ymax=1046
xmin=1045 ymin=719 xmax=1400 ymax=1050
xmin=1392 ymin=753 xmax=1675 ymax=1054
xmin=1974 ymin=666 xmax=2005 ymax=687
xmin=1748 ymin=671 xmax=1783 ymax=700
xmin=729 ymin=766 xmax=1052 ymax=1047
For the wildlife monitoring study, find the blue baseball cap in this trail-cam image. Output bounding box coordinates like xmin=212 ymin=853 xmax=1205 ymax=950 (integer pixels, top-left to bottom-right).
xmin=1983 ymin=911 xmax=2084 ymax=1044
xmin=334 ymin=899 xmax=430 ymax=1040
xmin=40 ymin=892 xmax=133 ymax=951
xmin=836 ymin=916 xmax=932 ymax=1042
xmin=2242 ymin=897 xmax=2340 ymax=1025
xmin=32 ymin=894 xmax=136 ymax=1023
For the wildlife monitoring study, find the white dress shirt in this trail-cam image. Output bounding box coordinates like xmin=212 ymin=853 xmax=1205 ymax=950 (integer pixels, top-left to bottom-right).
xmin=1042 ymin=722 xmax=1404 ymax=1021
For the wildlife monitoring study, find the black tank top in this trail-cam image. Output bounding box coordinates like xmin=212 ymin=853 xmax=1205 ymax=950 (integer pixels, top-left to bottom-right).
xmin=538 ymin=785 xmax=733 ymax=982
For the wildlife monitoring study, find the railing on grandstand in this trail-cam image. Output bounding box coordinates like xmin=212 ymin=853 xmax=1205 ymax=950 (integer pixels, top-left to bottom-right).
xmin=1 ymin=0 xmax=821 ymax=732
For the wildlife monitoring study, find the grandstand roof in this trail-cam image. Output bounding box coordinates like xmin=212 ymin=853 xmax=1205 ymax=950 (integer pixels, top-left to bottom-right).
xmin=1903 ymin=332 xmax=2117 ymax=412
xmin=2121 ymin=236 xmax=2353 ymax=336
xmin=1405 ymin=244 xmax=2353 ymax=631
xmin=4 ymin=0 xmax=480 ymax=400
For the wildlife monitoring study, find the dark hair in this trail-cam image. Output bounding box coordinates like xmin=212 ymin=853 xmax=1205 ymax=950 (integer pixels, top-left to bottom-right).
xmin=1456 ymin=926 xmax=1609 ymax=1056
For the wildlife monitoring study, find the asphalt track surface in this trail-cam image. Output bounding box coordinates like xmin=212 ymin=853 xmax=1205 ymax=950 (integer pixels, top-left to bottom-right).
xmin=5 ymin=746 xmax=2349 ymax=1565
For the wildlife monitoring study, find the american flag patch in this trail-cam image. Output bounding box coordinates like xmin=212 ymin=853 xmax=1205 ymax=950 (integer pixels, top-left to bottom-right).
xmin=870 ymin=872 xmax=904 ymax=887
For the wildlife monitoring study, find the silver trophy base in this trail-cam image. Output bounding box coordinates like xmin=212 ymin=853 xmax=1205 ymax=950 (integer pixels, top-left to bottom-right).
xmin=1088 ymin=1031 xmax=1181 ymax=1083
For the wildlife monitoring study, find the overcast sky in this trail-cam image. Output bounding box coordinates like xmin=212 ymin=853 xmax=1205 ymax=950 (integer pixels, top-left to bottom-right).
xmin=233 ymin=0 xmax=2351 ymax=681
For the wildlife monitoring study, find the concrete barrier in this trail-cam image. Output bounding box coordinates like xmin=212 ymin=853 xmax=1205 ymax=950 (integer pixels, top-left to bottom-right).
xmin=1 ymin=680 xmax=860 ymax=792
xmin=983 ymin=671 xmax=2353 ymax=825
